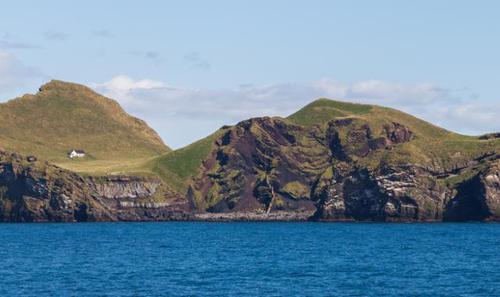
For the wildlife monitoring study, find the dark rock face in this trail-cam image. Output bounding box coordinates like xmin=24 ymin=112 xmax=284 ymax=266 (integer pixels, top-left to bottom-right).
xmin=313 ymin=165 xmax=452 ymax=221
xmin=189 ymin=117 xmax=500 ymax=222
xmin=0 ymin=152 xmax=191 ymax=222
xmin=444 ymin=160 xmax=500 ymax=221
xmin=385 ymin=122 xmax=414 ymax=144
xmin=313 ymin=156 xmax=499 ymax=222
xmin=479 ymin=133 xmax=500 ymax=140
xmin=188 ymin=117 xmax=328 ymax=220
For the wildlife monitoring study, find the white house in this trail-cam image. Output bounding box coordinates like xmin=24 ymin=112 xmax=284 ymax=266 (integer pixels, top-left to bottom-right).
xmin=68 ymin=149 xmax=86 ymax=159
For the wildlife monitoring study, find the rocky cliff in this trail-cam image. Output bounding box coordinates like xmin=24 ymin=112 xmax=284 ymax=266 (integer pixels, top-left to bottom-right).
xmin=0 ymin=151 xmax=191 ymax=222
xmin=186 ymin=111 xmax=500 ymax=222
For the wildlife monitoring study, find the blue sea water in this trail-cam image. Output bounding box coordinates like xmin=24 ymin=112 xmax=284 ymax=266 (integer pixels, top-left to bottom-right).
xmin=0 ymin=222 xmax=498 ymax=297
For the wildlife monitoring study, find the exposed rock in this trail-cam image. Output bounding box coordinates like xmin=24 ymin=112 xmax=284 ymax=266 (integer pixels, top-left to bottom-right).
xmin=444 ymin=159 xmax=500 ymax=221
xmin=189 ymin=117 xmax=328 ymax=217
xmin=0 ymin=151 xmax=191 ymax=222
xmin=188 ymin=116 xmax=499 ymax=222
xmin=384 ymin=122 xmax=414 ymax=144
xmin=482 ymin=161 xmax=500 ymax=218
xmin=313 ymin=165 xmax=452 ymax=221
xmin=479 ymin=132 xmax=500 ymax=140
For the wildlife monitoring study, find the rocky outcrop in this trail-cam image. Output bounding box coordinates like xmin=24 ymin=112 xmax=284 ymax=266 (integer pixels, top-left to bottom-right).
xmin=188 ymin=117 xmax=328 ymax=217
xmin=0 ymin=151 xmax=191 ymax=222
xmin=188 ymin=116 xmax=499 ymax=222
xmin=313 ymin=165 xmax=453 ymax=221
xmin=479 ymin=132 xmax=500 ymax=140
xmin=87 ymin=176 xmax=160 ymax=200
xmin=481 ymin=161 xmax=500 ymax=218
xmin=444 ymin=159 xmax=500 ymax=221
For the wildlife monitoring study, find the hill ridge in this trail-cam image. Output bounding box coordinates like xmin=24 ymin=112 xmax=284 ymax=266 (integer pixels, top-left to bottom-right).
xmin=0 ymin=79 xmax=170 ymax=168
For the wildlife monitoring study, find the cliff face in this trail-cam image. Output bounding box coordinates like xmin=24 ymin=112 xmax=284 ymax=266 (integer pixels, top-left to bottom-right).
xmin=188 ymin=117 xmax=329 ymax=220
xmin=187 ymin=116 xmax=500 ymax=222
xmin=444 ymin=159 xmax=500 ymax=221
xmin=0 ymin=151 xmax=191 ymax=222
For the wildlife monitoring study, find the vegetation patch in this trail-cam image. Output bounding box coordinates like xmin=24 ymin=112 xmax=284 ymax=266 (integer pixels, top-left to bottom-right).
xmin=280 ymin=181 xmax=310 ymax=200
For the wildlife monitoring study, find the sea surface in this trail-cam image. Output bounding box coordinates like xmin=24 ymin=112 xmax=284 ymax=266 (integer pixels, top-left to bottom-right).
xmin=0 ymin=222 xmax=498 ymax=297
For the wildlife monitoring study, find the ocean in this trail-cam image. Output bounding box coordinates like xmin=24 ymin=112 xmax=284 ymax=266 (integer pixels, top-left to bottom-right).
xmin=0 ymin=222 xmax=498 ymax=296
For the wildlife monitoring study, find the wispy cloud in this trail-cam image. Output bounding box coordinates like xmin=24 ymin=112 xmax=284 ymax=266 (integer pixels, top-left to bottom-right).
xmin=184 ymin=52 xmax=210 ymax=70
xmin=91 ymin=29 xmax=113 ymax=38
xmin=0 ymin=33 xmax=40 ymax=50
xmin=127 ymin=50 xmax=161 ymax=66
xmin=312 ymin=79 xmax=494 ymax=135
xmin=44 ymin=31 xmax=68 ymax=41
xmin=128 ymin=50 xmax=159 ymax=60
xmin=0 ymin=50 xmax=44 ymax=96
xmin=93 ymin=75 xmax=499 ymax=148
xmin=313 ymin=79 xmax=453 ymax=105
xmin=93 ymin=75 xmax=165 ymax=105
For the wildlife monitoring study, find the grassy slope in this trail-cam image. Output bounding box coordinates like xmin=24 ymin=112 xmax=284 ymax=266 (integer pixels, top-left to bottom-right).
xmin=0 ymin=80 xmax=169 ymax=174
xmin=287 ymin=98 xmax=375 ymax=126
xmin=153 ymin=98 xmax=498 ymax=193
xmin=287 ymin=98 xmax=499 ymax=169
xmin=150 ymin=129 xmax=227 ymax=192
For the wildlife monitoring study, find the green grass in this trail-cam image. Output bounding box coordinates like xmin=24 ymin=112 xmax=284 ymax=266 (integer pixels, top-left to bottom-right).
xmin=55 ymin=157 xmax=157 ymax=176
xmin=0 ymin=80 xmax=169 ymax=173
xmin=287 ymin=98 xmax=373 ymax=127
xmin=280 ymin=181 xmax=310 ymax=199
xmin=150 ymin=129 xmax=228 ymax=192
xmin=286 ymin=98 xmax=499 ymax=170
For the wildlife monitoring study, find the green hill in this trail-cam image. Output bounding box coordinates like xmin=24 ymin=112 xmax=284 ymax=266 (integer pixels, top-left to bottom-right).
xmin=287 ymin=98 xmax=497 ymax=168
xmin=0 ymin=80 xmax=170 ymax=173
xmin=163 ymin=98 xmax=499 ymax=221
xmin=153 ymin=98 xmax=498 ymax=193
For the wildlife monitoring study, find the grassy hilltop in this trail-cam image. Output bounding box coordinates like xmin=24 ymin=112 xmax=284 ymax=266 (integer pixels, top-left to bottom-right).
xmin=0 ymin=80 xmax=169 ymax=174
xmin=287 ymin=99 xmax=498 ymax=165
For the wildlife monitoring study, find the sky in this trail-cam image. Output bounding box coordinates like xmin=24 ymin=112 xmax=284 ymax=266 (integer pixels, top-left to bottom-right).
xmin=0 ymin=0 xmax=499 ymax=148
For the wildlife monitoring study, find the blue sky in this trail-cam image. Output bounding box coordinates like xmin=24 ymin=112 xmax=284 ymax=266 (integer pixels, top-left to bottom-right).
xmin=1 ymin=0 xmax=499 ymax=148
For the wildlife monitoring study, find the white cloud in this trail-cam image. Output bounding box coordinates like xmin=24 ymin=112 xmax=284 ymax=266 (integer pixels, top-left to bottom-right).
xmin=313 ymin=79 xmax=450 ymax=105
xmin=311 ymin=79 xmax=499 ymax=135
xmin=0 ymin=50 xmax=42 ymax=96
xmin=93 ymin=75 xmax=499 ymax=148
xmin=413 ymin=102 xmax=499 ymax=136
xmin=93 ymin=75 xmax=165 ymax=104
xmin=95 ymin=75 xmax=165 ymax=92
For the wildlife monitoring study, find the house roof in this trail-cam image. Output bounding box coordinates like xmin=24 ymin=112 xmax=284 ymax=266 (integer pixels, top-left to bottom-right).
xmin=68 ymin=149 xmax=85 ymax=154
